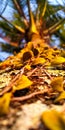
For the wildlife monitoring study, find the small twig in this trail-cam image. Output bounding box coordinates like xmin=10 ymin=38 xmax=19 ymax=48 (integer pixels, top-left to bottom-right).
xmin=37 ymin=96 xmax=45 ymax=103
xmin=43 ymin=69 xmax=52 ymax=79
xmin=0 ymin=74 xmax=19 ymax=96
xmin=12 ymin=88 xmax=48 ymax=102
xmin=27 ymin=68 xmax=37 ymax=77
xmin=0 ymin=67 xmax=24 ymax=96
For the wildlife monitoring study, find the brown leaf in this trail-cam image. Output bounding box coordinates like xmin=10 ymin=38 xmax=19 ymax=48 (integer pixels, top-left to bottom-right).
xmin=51 ymin=76 xmax=63 ymax=92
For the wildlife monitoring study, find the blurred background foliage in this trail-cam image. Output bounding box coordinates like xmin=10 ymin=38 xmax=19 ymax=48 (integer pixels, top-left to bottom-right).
xmin=0 ymin=0 xmax=65 ymax=61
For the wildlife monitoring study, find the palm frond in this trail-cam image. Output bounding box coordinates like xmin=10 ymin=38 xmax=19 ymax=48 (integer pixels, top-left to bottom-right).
xmin=27 ymin=0 xmax=38 ymax=34
xmin=0 ymin=0 xmax=65 ymax=46
xmin=0 ymin=0 xmax=8 ymax=15
xmin=0 ymin=15 xmax=25 ymax=33
xmin=43 ymin=18 xmax=65 ymax=34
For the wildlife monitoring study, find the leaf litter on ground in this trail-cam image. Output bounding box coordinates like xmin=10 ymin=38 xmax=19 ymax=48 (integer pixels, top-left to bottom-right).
xmin=0 ymin=40 xmax=65 ymax=130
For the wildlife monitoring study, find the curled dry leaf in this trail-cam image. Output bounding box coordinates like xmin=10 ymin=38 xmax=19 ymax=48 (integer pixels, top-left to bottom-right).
xmin=13 ymin=75 xmax=33 ymax=91
xmin=22 ymin=50 xmax=33 ymax=62
xmin=25 ymin=64 xmax=31 ymax=70
xmin=32 ymin=48 xmax=39 ymax=57
xmin=55 ymin=91 xmax=65 ymax=102
xmin=17 ymin=48 xmax=34 ymax=62
xmin=51 ymin=56 xmax=65 ymax=65
xmin=33 ymin=57 xmax=46 ymax=65
xmin=0 ymin=92 xmax=11 ymax=115
xmin=51 ymin=76 xmax=63 ymax=92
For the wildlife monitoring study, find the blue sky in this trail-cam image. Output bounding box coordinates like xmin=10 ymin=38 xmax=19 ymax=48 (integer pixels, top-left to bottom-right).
xmin=48 ymin=0 xmax=63 ymax=5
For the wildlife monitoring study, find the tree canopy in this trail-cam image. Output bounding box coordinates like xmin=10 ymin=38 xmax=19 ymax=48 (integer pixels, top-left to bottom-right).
xmin=0 ymin=0 xmax=65 ymax=48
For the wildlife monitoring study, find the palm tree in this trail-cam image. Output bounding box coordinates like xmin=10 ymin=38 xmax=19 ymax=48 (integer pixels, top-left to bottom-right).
xmin=0 ymin=0 xmax=65 ymax=49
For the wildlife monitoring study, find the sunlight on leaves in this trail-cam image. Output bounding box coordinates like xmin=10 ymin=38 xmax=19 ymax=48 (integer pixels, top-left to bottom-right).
xmin=51 ymin=56 xmax=65 ymax=65
xmin=0 ymin=92 xmax=11 ymax=115
xmin=51 ymin=76 xmax=63 ymax=92
xmin=25 ymin=64 xmax=31 ymax=70
xmin=42 ymin=109 xmax=65 ymax=130
xmin=13 ymin=75 xmax=33 ymax=91
xmin=33 ymin=57 xmax=46 ymax=65
xmin=14 ymin=24 xmax=25 ymax=33
xmin=27 ymin=42 xmax=33 ymax=50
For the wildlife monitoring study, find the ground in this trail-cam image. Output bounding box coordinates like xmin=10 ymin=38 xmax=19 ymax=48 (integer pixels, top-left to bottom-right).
xmin=0 ymin=40 xmax=65 ymax=130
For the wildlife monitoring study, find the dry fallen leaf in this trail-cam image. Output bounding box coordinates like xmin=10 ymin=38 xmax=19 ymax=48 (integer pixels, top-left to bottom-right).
xmin=51 ymin=76 xmax=63 ymax=92
xmin=51 ymin=56 xmax=65 ymax=65
xmin=33 ymin=57 xmax=46 ymax=65
xmin=13 ymin=75 xmax=33 ymax=91
xmin=42 ymin=109 xmax=65 ymax=130
xmin=22 ymin=50 xmax=33 ymax=62
xmin=0 ymin=92 xmax=11 ymax=115
xmin=55 ymin=91 xmax=65 ymax=102
xmin=25 ymin=64 xmax=31 ymax=70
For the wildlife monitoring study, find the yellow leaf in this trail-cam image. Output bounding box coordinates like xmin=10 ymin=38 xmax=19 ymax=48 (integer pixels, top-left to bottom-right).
xmin=27 ymin=42 xmax=33 ymax=50
xmin=55 ymin=91 xmax=65 ymax=102
xmin=0 ymin=92 xmax=11 ymax=115
xmin=14 ymin=75 xmax=33 ymax=91
xmin=51 ymin=76 xmax=63 ymax=92
xmin=51 ymin=56 xmax=65 ymax=65
xmin=14 ymin=25 xmax=25 ymax=33
xmin=33 ymin=57 xmax=46 ymax=65
xmin=25 ymin=64 xmax=31 ymax=70
xmin=42 ymin=109 xmax=65 ymax=130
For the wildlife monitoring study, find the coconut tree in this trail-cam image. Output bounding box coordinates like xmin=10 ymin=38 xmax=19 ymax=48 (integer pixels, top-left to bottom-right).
xmin=0 ymin=0 xmax=65 ymax=49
